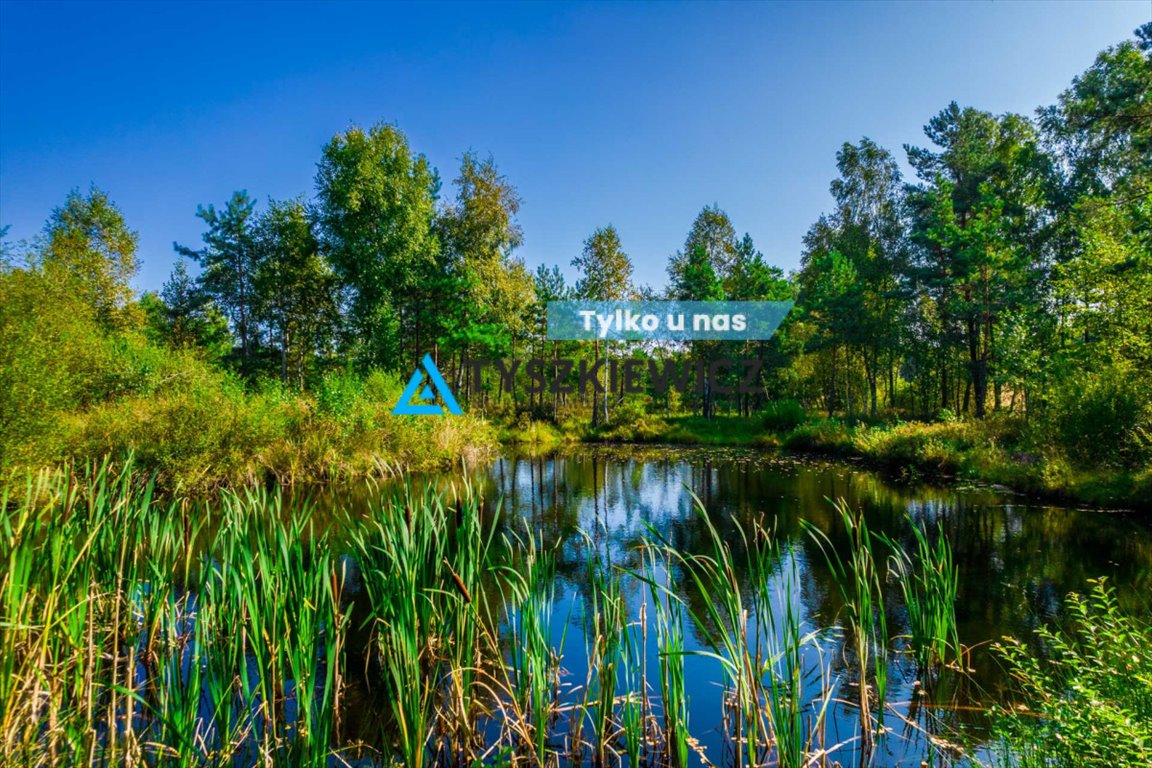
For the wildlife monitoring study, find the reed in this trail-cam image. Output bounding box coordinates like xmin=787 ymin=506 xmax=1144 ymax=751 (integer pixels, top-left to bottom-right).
xmin=803 ymin=498 xmax=889 ymax=758
xmin=582 ymin=546 xmax=626 ymax=765
xmin=751 ymin=538 xmax=835 ymax=768
xmin=1 ymin=462 xmax=347 ymax=767
xmin=348 ymin=483 xmax=452 ymax=768
xmin=501 ymin=527 xmax=565 ymax=765
xmin=883 ymin=517 xmax=960 ymax=671
xmin=645 ymin=546 xmax=690 ymax=768
xmin=644 ymin=498 xmax=836 ymax=768
xmin=4 ymin=462 xmax=959 ymax=767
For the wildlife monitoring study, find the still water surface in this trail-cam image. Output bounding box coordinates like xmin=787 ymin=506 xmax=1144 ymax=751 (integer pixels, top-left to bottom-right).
xmin=315 ymin=446 xmax=1152 ymax=767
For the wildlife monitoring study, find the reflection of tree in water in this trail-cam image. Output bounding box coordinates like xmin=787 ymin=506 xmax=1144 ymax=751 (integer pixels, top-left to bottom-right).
xmin=324 ymin=446 xmax=1152 ymax=763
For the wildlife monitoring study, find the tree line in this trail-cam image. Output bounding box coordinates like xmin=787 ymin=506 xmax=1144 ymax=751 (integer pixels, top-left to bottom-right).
xmin=2 ymin=23 xmax=1148 ymax=465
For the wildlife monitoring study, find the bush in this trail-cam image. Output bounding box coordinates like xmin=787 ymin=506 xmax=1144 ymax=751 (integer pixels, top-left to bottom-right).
xmin=993 ymin=579 xmax=1152 ymax=768
xmin=1048 ymin=368 xmax=1152 ymax=470
xmin=852 ymin=420 xmax=978 ymax=473
xmin=761 ymin=399 xmax=806 ymax=432
xmin=782 ymin=417 xmax=855 ymax=453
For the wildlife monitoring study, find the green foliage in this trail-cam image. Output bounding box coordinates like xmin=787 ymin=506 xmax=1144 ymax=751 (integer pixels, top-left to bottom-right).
xmin=174 ymin=190 xmax=260 ymax=365
xmin=36 ymin=186 xmax=139 ymax=330
xmin=883 ymin=519 xmax=960 ymax=670
xmin=669 ymin=243 xmax=723 ymax=300
xmin=1047 ymin=365 xmax=1152 ymax=469
xmin=667 ymin=204 xmax=738 ymax=287
xmin=573 ymin=225 xmax=634 ymax=301
xmin=142 ymin=258 xmax=232 ymax=361
xmin=0 ymin=254 xmax=495 ymax=489
xmin=314 ymin=122 xmax=440 ymax=369
xmin=254 ymin=198 xmax=340 ymax=386
xmin=0 ymin=264 xmax=106 ymax=465
xmin=431 ymin=152 xmax=536 ymax=370
xmin=728 ymin=232 xmax=791 ymax=301
xmin=1040 ymin=22 xmax=1152 ymax=197
xmin=0 ymin=463 xmax=349 ymax=766
xmin=804 ymin=501 xmax=889 ymax=747
xmin=993 ymin=579 xmax=1152 ymax=768
xmin=760 ymin=399 xmax=806 ymax=432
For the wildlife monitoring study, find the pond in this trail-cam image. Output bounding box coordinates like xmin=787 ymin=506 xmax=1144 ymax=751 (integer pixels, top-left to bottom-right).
xmin=316 ymin=445 xmax=1152 ymax=767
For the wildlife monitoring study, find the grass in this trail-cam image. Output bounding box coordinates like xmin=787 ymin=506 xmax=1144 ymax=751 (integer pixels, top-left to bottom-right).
xmin=0 ymin=461 xmax=348 ymax=767
xmin=3 ymin=349 xmax=499 ymax=494
xmin=645 ymin=546 xmax=690 ymax=768
xmin=0 ymin=461 xmax=848 ymax=766
xmin=644 ymin=497 xmax=838 ymax=767
xmin=882 ymin=517 xmax=960 ymax=672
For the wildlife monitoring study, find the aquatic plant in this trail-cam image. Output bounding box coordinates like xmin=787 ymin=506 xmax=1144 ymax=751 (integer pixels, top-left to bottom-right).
xmin=883 ymin=517 xmax=960 ymax=670
xmin=804 ymin=498 xmax=889 ymax=757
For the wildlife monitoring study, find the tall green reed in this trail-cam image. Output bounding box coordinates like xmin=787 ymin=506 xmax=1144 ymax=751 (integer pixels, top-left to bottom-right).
xmin=501 ymin=527 xmax=566 ymax=765
xmin=1 ymin=462 xmax=347 ymax=768
xmin=803 ymin=498 xmax=889 ymax=758
xmin=646 ymin=497 xmax=835 ymax=768
xmin=882 ymin=518 xmax=959 ymax=671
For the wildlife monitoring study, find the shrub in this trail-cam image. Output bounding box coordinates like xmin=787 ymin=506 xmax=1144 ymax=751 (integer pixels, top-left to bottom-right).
xmin=993 ymin=579 xmax=1152 ymax=768
xmin=761 ymin=399 xmax=806 ymax=432
xmin=782 ymin=418 xmax=855 ymax=454
xmin=1048 ymin=367 xmax=1152 ymax=470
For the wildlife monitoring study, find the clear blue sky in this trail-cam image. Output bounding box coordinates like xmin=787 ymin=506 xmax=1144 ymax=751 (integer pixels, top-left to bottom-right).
xmin=1 ymin=1 xmax=1148 ymax=292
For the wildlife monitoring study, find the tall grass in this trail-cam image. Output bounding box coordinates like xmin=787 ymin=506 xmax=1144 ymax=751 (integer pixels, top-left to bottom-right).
xmin=882 ymin=518 xmax=960 ymax=671
xmin=502 ymin=528 xmax=565 ymax=765
xmin=645 ymin=497 xmax=837 ymax=768
xmin=4 ymin=464 xmax=978 ymax=767
xmin=647 ymin=548 xmax=690 ymax=768
xmin=0 ymin=462 xmax=348 ymax=767
xmin=803 ymin=499 xmax=889 ymax=758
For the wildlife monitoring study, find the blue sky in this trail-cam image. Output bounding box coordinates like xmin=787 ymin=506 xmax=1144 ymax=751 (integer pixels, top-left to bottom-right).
xmin=1 ymin=1 xmax=1148 ymax=292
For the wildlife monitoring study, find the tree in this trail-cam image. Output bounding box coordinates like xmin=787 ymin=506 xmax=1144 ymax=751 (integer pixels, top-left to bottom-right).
xmin=573 ymin=225 xmax=633 ymax=423
xmin=435 ymin=152 xmax=535 ymax=382
xmin=573 ymin=225 xmax=633 ymax=302
xmin=668 ymin=205 xmax=738 ymax=289
xmin=728 ymin=233 xmax=790 ymax=301
xmin=142 ymin=258 xmax=231 ymax=360
xmin=254 ymin=199 xmax=339 ymax=387
xmin=1040 ymin=22 xmax=1152 ymax=199
xmin=38 ymin=186 xmax=139 ymax=330
xmin=175 ymin=190 xmax=260 ymax=370
xmin=728 ymin=233 xmax=793 ymax=413
xmin=906 ymin=104 xmax=1048 ymax=418
xmin=314 ymin=122 xmax=440 ymax=370
xmin=796 ymin=217 xmax=863 ymax=416
xmin=830 ymin=138 xmax=908 ymax=416
xmin=532 ymin=264 xmax=570 ymax=418
xmin=669 ymin=243 xmax=722 ymax=301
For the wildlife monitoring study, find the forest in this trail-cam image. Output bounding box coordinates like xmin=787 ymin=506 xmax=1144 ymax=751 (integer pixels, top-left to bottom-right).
xmin=1 ymin=23 xmax=1149 ymax=503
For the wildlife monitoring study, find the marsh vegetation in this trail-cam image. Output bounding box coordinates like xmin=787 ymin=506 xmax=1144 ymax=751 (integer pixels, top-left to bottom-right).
xmin=3 ymin=450 xmax=1149 ymax=767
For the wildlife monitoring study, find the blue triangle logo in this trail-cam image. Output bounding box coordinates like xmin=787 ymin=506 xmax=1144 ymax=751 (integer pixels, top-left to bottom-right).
xmin=392 ymin=354 xmax=463 ymax=416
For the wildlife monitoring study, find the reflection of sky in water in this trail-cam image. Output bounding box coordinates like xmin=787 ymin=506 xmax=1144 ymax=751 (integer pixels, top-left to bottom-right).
xmin=302 ymin=446 xmax=1151 ymax=766
xmin=468 ymin=447 xmax=1152 ymax=766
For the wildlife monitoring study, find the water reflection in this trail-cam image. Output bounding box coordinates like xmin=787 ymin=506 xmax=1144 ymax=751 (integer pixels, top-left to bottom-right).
xmin=308 ymin=446 xmax=1152 ymax=766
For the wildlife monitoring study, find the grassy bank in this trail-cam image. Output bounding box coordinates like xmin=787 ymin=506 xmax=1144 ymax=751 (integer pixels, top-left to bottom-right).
xmin=54 ymin=367 xmax=499 ymax=491
xmin=502 ymin=408 xmax=1152 ymax=510
xmin=0 ymin=331 xmax=499 ymax=494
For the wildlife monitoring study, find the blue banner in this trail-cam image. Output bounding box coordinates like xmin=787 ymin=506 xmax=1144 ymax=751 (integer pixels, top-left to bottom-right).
xmin=546 ymin=301 xmax=793 ymax=341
